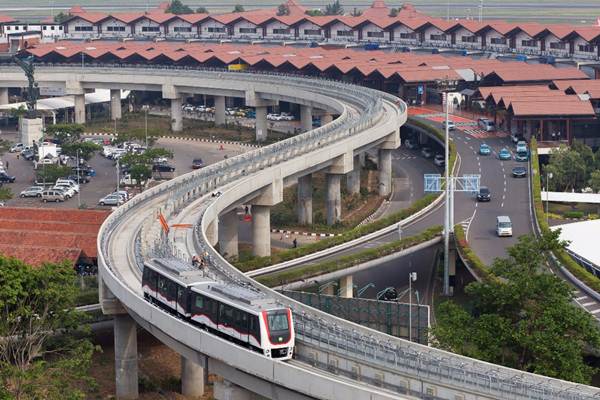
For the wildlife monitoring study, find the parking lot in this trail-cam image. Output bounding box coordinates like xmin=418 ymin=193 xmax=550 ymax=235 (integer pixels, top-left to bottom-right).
xmin=1 ymin=132 xmax=249 ymax=210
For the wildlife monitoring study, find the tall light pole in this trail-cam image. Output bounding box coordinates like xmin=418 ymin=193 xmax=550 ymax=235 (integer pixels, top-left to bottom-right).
xmin=546 ymin=171 xmax=553 ymax=225
xmin=143 ymin=105 xmax=149 ymax=148
xmin=76 ymin=149 xmax=81 ymax=208
xmin=408 ymin=272 xmax=417 ymax=342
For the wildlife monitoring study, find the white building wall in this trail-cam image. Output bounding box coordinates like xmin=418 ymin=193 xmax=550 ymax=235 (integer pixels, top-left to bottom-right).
xmin=573 ymin=36 xmax=597 ymax=59
xmin=100 ymin=18 xmax=129 ymax=37
xmin=485 ymin=28 xmax=509 ymax=51
xmin=201 ymin=20 xmax=227 ymax=38
xmin=329 ymin=21 xmax=357 ymax=42
xmin=168 ymin=19 xmax=195 ymax=37
xmin=41 ymin=24 xmax=65 ymax=38
xmin=265 ymin=21 xmax=292 ymax=39
xmin=514 ymin=31 xmax=540 ymax=53
xmin=134 ymin=18 xmax=162 ymax=36
xmin=297 ymin=21 xmax=323 ymax=40
xmin=392 ymin=24 xmax=418 ymax=45
xmin=454 ymin=27 xmax=480 ymax=48
xmin=361 ymin=22 xmax=388 ymax=42
xmin=423 ymin=26 xmax=450 ymax=47
xmin=233 ymin=20 xmax=261 ymax=39
xmin=66 ymin=18 xmax=97 ymax=38
xmin=543 ymin=33 xmax=568 ymax=57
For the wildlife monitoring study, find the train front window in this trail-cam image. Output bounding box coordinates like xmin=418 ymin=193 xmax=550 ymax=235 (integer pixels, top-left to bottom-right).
xmin=266 ymin=310 xmax=291 ymax=344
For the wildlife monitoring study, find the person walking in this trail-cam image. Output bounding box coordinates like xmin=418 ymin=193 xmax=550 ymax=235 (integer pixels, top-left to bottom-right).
xmin=292 ymin=238 xmax=298 ymax=248
xmin=5 ymin=160 xmax=8 ymax=170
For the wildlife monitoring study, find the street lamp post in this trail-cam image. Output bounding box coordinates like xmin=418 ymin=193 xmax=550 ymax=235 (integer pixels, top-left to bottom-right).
xmin=143 ymin=105 xmax=149 ymax=148
xmin=76 ymin=149 xmax=81 ymax=208
xmin=408 ymin=272 xmax=417 ymax=342
xmin=546 ymin=171 xmax=553 ymax=225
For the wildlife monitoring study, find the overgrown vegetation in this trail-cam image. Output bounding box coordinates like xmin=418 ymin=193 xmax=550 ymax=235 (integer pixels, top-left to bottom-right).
xmin=453 ymin=224 xmax=491 ymax=281
xmin=432 ymin=231 xmax=600 ymax=384
xmin=258 ymin=226 xmax=442 ymax=287
xmin=165 ymin=0 xmax=193 ymax=14
xmin=35 ymin=164 xmax=71 ymax=184
xmin=543 ymin=141 xmax=600 ymax=192
xmin=0 ymin=256 xmax=96 ymax=399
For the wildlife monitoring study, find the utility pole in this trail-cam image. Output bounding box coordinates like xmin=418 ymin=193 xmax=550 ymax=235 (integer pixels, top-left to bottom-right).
xmin=76 ymin=149 xmax=81 ymax=208
xmin=408 ymin=272 xmax=417 ymax=342
xmin=479 ymin=0 xmax=484 ymax=22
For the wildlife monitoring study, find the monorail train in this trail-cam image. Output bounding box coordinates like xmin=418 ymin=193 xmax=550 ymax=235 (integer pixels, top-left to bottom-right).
xmin=142 ymin=258 xmax=295 ymax=360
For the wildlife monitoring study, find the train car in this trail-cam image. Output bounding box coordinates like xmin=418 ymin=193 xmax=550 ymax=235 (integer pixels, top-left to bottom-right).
xmin=142 ymin=258 xmax=295 ymax=360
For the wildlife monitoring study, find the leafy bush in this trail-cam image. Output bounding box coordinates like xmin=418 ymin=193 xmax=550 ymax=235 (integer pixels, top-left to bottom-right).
xmin=453 ymin=224 xmax=492 ymax=281
xmin=563 ymin=211 xmax=584 ymax=219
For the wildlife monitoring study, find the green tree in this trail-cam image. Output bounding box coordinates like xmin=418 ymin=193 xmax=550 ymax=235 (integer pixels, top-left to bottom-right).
xmin=277 ymin=3 xmax=290 ymax=16
xmin=233 ymin=4 xmax=245 ymax=12
xmin=35 ymin=164 xmax=72 ymax=184
xmin=53 ymin=11 xmax=70 ymax=23
xmin=350 ymin=7 xmax=362 ymax=16
xmin=0 ymin=256 xmax=96 ymax=399
xmin=305 ymin=9 xmax=324 ymax=16
xmin=589 ymin=170 xmax=600 ymax=193
xmin=0 ymin=187 xmax=12 ymax=202
xmin=120 ymin=148 xmax=173 ymax=189
xmin=389 ymin=8 xmax=399 ymax=17
xmin=544 ymin=145 xmax=587 ymax=191
xmin=196 ymin=6 xmax=208 ymax=13
xmin=432 ymin=231 xmax=600 ymax=383
xmin=10 ymin=105 xmax=27 ymax=119
xmin=166 ymin=0 xmax=193 ymax=14
xmin=45 ymin=124 xmax=84 ymax=144
xmin=325 ymin=0 xmax=344 ymax=15
xmin=60 ymin=142 xmax=102 ymax=161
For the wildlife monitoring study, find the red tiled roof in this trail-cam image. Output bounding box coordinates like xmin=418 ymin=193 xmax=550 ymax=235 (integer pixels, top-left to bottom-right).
xmin=0 ymin=245 xmax=82 ymax=267
xmin=509 ymin=98 xmax=596 ymax=117
xmin=0 ymin=15 xmax=14 ymax=24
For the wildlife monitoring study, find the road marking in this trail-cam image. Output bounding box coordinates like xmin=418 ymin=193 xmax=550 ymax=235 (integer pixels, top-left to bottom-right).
xmin=582 ymin=302 xmax=597 ymax=307
xmin=576 ymin=296 xmax=588 ymax=301
xmin=590 ymin=309 xmax=600 ymax=314
xmin=501 ymin=202 xmax=504 ymax=208
xmin=504 ymin=187 xmax=506 ymax=192
xmin=502 ymin=194 xmax=506 ymax=200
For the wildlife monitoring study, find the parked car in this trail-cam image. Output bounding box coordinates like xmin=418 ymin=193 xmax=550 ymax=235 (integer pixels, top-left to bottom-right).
xmin=0 ymin=172 xmax=15 ymax=183
xmin=71 ymin=167 xmax=95 ymax=177
xmin=98 ymin=193 xmax=123 ymax=206
xmin=433 ymin=154 xmax=445 ymax=167
xmin=67 ymin=174 xmax=90 ymax=184
xmin=9 ymin=143 xmax=24 ymax=153
xmin=120 ymin=174 xmax=145 ymax=186
xmin=191 ymin=158 xmax=205 ymax=169
xmin=21 ymin=149 xmax=35 ymax=161
xmin=498 ymin=148 xmax=511 ymax=160
xmin=512 ymin=166 xmax=527 ymax=178
xmin=55 ymin=178 xmax=80 ymax=193
xmin=442 ymin=120 xmax=456 ymax=131
xmin=478 ymin=118 xmax=495 ymax=132
xmin=479 ymin=143 xmax=491 ymax=155
xmin=41 ymin=189 xmax=65 ymax=203
xmin=53 ymin=184 xmax=75 ymax=199
xmin=152 ymin=163 xmax=175 ymax=172
xmin=421 ymin=147 xmax=433 ymax=158
xmin=20 ymin=186 xmax=44 ymax=198
xmin=477 ymin=186 xmax=491 ymax=202
xmin=112 ymin=190 xmax=130 ymax=201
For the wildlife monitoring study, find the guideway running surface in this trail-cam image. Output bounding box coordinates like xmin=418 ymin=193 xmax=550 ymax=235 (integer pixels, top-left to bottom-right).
xmin=75 ymin=66 xmax=600 ymax=400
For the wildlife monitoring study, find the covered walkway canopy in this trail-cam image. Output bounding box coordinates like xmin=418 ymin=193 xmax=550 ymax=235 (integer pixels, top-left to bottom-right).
xmin=0 ymin=88 xmax=130 ymax=112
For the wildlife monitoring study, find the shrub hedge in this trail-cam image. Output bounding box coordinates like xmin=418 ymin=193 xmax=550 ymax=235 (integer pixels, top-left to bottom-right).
xmin=258 ymin=226 xmax=443 ymax=287
xmin=530 ymin=138 xmax=600 ymax=293
xmin=235 ymin=118 xmax=457 ymax=272
xmin=453 ymin=224 xmax=492 ymax=281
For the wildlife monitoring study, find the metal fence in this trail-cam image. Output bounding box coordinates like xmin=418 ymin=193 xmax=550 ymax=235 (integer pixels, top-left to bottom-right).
xmin=78 ymin=64 xmax=600 ymax=400
xmin=281 ymin=290 xmax=430 ymax=345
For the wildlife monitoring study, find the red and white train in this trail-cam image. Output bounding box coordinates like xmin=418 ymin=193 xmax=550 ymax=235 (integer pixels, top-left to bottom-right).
xmin=142 ymin=258 xmax=295 ymax=360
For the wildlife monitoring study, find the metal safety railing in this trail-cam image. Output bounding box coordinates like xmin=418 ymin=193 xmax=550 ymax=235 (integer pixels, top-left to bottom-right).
xmin=74 ymin=64 xmax=600 ymax=400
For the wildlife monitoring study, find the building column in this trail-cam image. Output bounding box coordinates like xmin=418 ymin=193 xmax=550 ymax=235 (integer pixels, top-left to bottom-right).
xmin=339 ymin=275 xmax=353 ymax=298
xmin=171 ymin=97 xmax=183 ymax=132
xmin=378 ymin=148 xmax=392 ymax=197
xmin=0 ymin=88 xmax=8 ymax=105
xmin=255 ymin=106 xmax=268 ymax=142
xmin=326 ymin=173 xmax=342 ymax=226
xmin=114 ymin=314 xmax=138 ymax=400
xmin=214 ymin=380 xmax=254 ymax=400
xmin=218 ymin=210 xmax=238 ymax=260
xmin=74 ymin=94 xmax=85 ymax=124
xmin=181 ymin=356 xmax=206 ymax=398
xmin=346 ymin=154 xmax=361 ymax=195
xmin=321 ymin=112 xmax=333 ymax=126
xmin=214 ymin=95 xmax=226 ymax=126
xmin=252 ymin=205 xmax=270 ymax=257
xmin=300 ymin=105 xmax=312 ymax=131
xmin=110 ymin=89 xmax=122 ymax=120
xmin=297 ymin=174 xmax=312 ymax=225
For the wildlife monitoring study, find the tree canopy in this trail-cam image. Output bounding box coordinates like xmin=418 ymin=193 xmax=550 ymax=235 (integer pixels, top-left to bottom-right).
xmin=196 ymin=7 xmax=208 ymax=14
xmin=35 ymin=164 xmax=71 ymax=184
xmin=432 ymin=231 xmax=600 ymax=383
xmin=0 ymin=256 xmax=95 ymax=399
xmin=53 ymin=12 xmax=70 ymax=23
xmin=277 ymin=4 xmax=290 ymax=16
xmin=325 ymin=0 xmax=344 ymax=15
xmin=60 ymin=141 xmax=102 ymax=161
xmin=544 ymin=142 xmax=600 ymax=192
xmin=233 ymin=4 xmax=245 ymax=12
xmin=165 ymin=0 xmax=193 ymax=14
xmin=45 ymin=124 xmax=84 ymax=145
xmin=305 ymin=9 xmax=324 ymax=16
xmin=120 ymin=147 xmax=173 ymax=188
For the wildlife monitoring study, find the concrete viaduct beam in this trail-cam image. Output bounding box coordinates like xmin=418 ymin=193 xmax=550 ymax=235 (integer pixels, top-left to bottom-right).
xmin=218 ymin=209 xmax=239 ymax=260
xmin=181 ymin=355 xmax=207 ymax=398
xmin=250 ymin=178 xmax=283 ymax=257
xmin=300 ymin=105 xmax=312 ymax=131
xmin=110 ymin=89 xmax=122 ymax=120
xmin=214 ymin=95 xmax=226 ymax=126
xmin=245 ymin=91 xmax=277 ymax=142
xmin=297 ymin=174 xmax=312 ymax=225
xmin=326 ymin=173 xmax=342 ymax=226
xmin=162 ymin=84 xmax=184 ymax=132
xmin=114 ymin=314 xmax=138 ymax=400
xmin=346 ymin=154 xmax=361 ymax=195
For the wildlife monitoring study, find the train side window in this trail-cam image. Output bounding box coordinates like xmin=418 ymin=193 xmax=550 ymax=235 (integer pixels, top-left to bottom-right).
xmin=177 ymin=286 xmax=186 ymax=308
xmin=194 ymin=295 xmax=204 ymax=309
xmin=158 ymin=276 xmax=167 ymax=293
xmin=238 ymin=311 xmax=248 ymax=334
xmin=142 ymin=267 xmax=150 ymax=285
xmin=249 ymin=315 xmax=260 ymax=344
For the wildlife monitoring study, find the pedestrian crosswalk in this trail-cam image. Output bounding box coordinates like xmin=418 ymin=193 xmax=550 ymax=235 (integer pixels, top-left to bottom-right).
xmin=459 ymin=217 xmax=472 ymax=232
xmin=573 ymin=292 xmax=600 ymax=321
xmin=459 ymin=128 xmax=510 ymax=139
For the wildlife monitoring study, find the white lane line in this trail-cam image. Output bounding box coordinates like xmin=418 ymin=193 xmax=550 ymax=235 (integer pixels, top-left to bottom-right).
xmin=504 ymin=187 xmax=507 ymax=192
xmin=582 ymin=302 xmax=597 ymax=307
xmin=576 ymin=296 xmax=588 ymax=301
xmin=501 ymin=202 xmax=504 ymax=208
xmin=590 ymin=309 xmax=600 ymax=314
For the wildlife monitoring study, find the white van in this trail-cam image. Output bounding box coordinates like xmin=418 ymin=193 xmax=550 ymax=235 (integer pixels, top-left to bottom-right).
xmin=496 ymin=216 xmax=513 ymax=237
xmin=478 ymin=118 xmax=496 ymax=132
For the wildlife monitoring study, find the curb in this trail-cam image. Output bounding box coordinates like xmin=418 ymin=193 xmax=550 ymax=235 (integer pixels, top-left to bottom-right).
xmin=86 ymin=132 xmax=262 ymax=148
xmin=271 ymin=228 xmax=342 ymax=237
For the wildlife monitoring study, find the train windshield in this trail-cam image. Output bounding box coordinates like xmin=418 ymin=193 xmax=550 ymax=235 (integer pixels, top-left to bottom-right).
xmin=267 ymin=311 xmax=289 ymax=331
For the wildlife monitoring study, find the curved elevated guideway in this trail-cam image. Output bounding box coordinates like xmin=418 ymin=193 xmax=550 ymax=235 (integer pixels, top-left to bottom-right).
xmin=1 ymin=65 xmax=598 ymax=400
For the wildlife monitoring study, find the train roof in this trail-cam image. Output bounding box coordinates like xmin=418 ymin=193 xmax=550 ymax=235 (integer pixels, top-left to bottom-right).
xmin=145 ymin=257 xmax=214 ymax=286
xmin=191 ymin=281 xmax=282 ymax=313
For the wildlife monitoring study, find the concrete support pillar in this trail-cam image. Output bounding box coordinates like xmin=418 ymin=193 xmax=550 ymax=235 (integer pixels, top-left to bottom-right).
xmin=214 ymin=380 xmax=255 ymax=400
xmin=255 ymin=106 xmax=268 ymax=142
xmin=326 ymin=173 xmax=342 ymax=226
xmin=378 ymin=148 xmax=392 ymax=197
xmin=181 ymin=356 xmax=206 ymax=398
xmin=300 ymin=105 xmax=312 ymax=131
xmin=0 ymin=88 xmax=8 ymax=105
xmin=206 ymin=220 xmax=218 ymax=247
xmin=346 ymin=154 xmax=361 ymax=195
xmin=219 ymin=210 xmax=238 ymax=260
xmin=214 ymin=95 xmax=226 ymax=126
xmin=339 ymin=275 xmax=353 ymax=298
xmin=252 ymin=205 xmax=270 ymax=257
xmin=448 ymin=238 xmax=457 ymax=295
xmin=171 ymin=97 xmax=183 ymax=132
xmin=321 ymin=112 xmax=333 ymax=126
xmin=110 ymin=89 xmax=122 ymax=120
xmin=297 ymin=174 xmax=312 ymax=225
xmin=323 ymin=285 xmax=335 ymax=295
xmin=114 ymin=314 xmax=138 ymax=400
xmin=74 ymin=94 xmax=86 ymax=124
